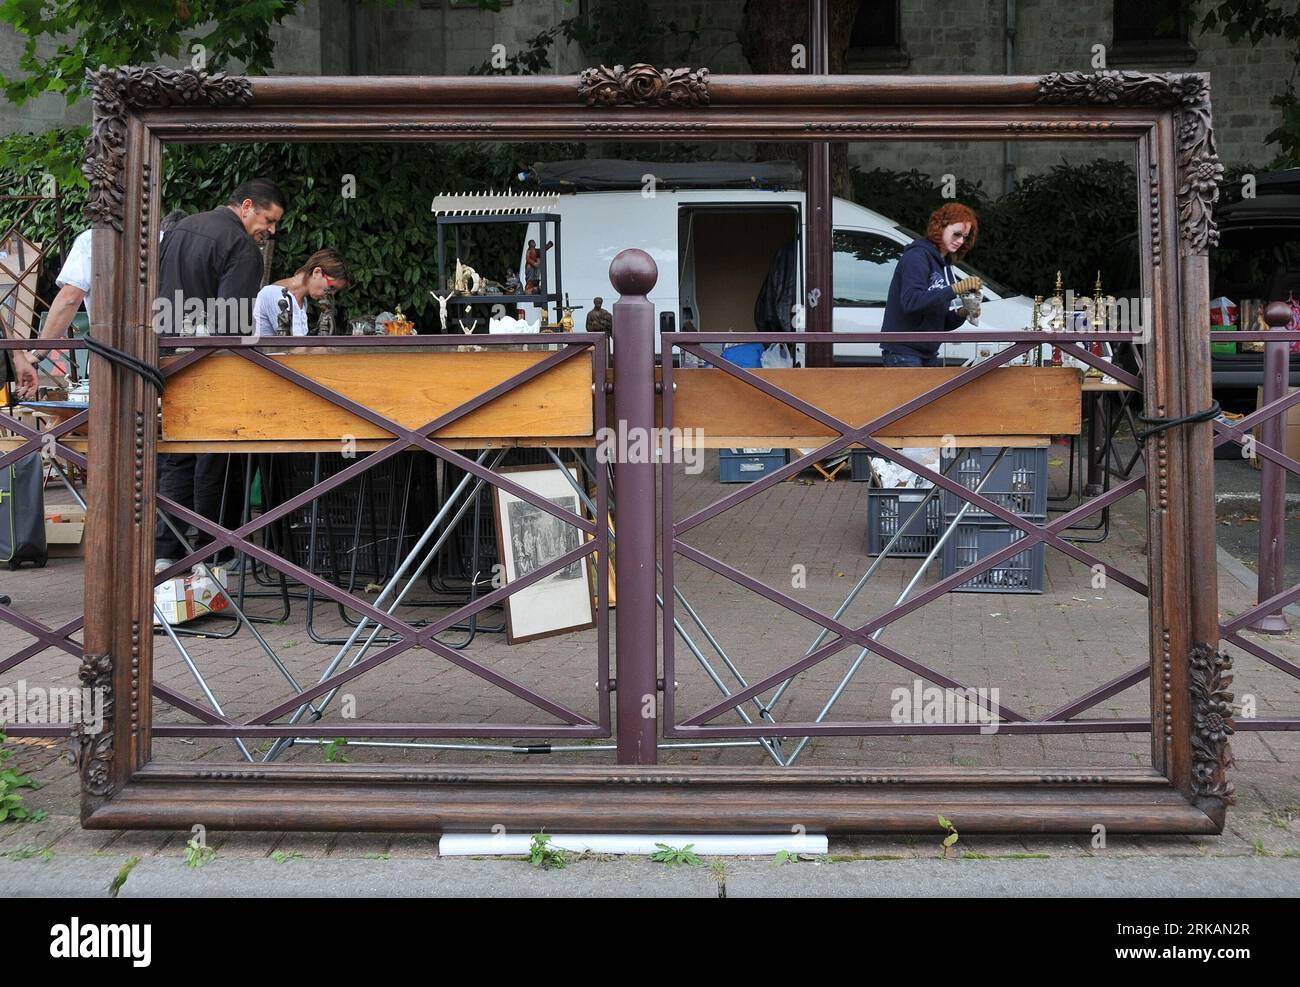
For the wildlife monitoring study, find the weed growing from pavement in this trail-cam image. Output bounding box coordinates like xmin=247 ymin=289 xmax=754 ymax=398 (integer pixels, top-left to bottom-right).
xmin=711 ymin=859 xmax=728 ymax=898
xmin=527 ymin=831 xmax=566 ymax=870
xmin=184 ymin=836 xmax=217 ymax=869
xmin=0 ymin=731 xmax=45 ymax=823
xmin=650 ymin=843 xmax=700 ymax=867
xmin=109 ymin=856 xmax=140 ymax=896
xmin=271 ymin=850 xmax=304 ymax=864
xmin=570 ymin=849 xmax=616 ymax=862
xmin=7 ymin=844 xmax=51 ymax=861
xmin=939 ymin=815 xmax=960 ymax=857
xmin=323 ymin=737 xmax=350 ymax=763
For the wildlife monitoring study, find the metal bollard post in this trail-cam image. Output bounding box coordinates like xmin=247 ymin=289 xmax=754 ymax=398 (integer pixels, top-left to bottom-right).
xmin=1250 ymin=302 xmax=1295 ymax=633
xmin=609 ymin=248 xmax=660 ymax=764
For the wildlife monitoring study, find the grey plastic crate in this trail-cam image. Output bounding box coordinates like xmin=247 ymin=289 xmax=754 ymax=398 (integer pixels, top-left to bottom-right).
xmin=940 ymin=517 xmax=1046 ymax=594
xmin=867 ymin=488 xmax=943 ymax=558
xmin=940 ymin=446 xmax=1048 ymax=519
xmin=719 ymin=448 xmax=787 ymax=483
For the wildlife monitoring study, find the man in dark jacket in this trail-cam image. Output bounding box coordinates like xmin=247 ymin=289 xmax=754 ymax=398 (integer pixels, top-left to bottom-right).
xmin=154 ymin=178 xmax=285 ymax=570
xmin=881 ymin=203 xmax=982 ymax=367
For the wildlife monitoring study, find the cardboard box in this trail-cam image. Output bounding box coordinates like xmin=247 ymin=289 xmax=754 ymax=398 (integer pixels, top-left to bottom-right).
xmin=1210 ymin=296 xmax=1239 ymax=327
xmin=1252 ymin=386 xmax=1300 ymax=465
xmin=153 ymin=566 xmax=229 ymax=626
xmin=44 ymin=508 xmax=86 ymax=557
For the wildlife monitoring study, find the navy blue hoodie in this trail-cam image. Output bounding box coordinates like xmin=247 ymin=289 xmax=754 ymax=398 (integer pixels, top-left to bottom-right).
xmin=881 ymin=237 xmax=968 ymax=359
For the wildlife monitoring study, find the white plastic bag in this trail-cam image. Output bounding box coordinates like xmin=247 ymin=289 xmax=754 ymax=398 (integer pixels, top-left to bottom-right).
xmin=873 ymin=447 xmax=940 ymax=488
xmin=760 ymin=343 xmax=794 ymax=369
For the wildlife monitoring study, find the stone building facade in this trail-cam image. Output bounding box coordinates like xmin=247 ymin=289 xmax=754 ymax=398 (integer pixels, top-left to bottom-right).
xmin=2 ymin=0 xmax=1291 ymax=190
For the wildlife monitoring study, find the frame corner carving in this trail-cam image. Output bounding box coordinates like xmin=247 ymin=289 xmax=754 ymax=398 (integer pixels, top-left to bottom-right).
xmin=1036 ymin=70 xmax=1220 ymax=252
xmin=73 ymin=651 xmax=115 ymax=798
xmin=83 ymin=66 xmax=253 ymax=230
xmin=1189 ymin=642 xmax=1235 ymax=805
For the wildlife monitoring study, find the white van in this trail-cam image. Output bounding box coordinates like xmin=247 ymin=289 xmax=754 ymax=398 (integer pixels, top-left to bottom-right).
xmin=512 ymin=160 xmax=1036 ymax=365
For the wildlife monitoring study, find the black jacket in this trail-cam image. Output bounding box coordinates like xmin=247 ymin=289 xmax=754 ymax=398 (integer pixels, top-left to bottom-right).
xmin=155 ymin=207 xmax=262 ymax=334
xmin=754 ymin=238 xmax=799 ymax=333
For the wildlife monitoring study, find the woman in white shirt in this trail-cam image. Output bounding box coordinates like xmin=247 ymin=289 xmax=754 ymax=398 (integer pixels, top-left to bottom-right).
xmin=253 ymin=248 xmax=351 ymax=336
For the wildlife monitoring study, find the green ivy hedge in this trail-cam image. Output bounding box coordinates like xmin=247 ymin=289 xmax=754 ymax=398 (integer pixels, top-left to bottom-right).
xmin=851 ymin=159 xmax=1265 ymax=299
xmin=850 ymin=159 xmax=1141 ymax=298
xmin=1 ymin=129 xmax=583 ymax=329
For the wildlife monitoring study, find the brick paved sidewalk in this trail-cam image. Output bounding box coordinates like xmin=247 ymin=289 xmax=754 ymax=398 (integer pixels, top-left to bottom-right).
xmin=2 ymin=449 xmax=1298 ymax=891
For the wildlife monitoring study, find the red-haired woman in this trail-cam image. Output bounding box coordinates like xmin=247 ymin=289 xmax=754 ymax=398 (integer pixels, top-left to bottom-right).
xmin=880 ymin=202 xmax=983 ymax=367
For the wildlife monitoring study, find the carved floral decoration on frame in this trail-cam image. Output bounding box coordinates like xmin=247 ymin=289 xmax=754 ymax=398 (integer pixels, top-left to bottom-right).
xmin=1037 ymin=70 xmax=1223 ymax=252
xmin=578 ymin=64 xmax=710 ymax=107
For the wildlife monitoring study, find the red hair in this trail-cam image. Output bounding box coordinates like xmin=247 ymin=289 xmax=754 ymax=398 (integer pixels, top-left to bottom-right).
xmin=926 ymin=203 xmax=979 ymax=261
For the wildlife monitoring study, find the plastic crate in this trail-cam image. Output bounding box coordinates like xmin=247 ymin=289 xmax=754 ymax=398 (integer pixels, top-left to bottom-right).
xmin=940 ymin=518 xmax=1046 ymax=594
xmin=271 ymin=452 xmax=435 ymax=587
xmin=867 ymin=488 xmax=943 ymax=557
xmin=285 ymin=521 xmax=385 ymax=587
xmin=850 ymin=449 xmax=874 ymax=481
xmin=940 ymin=447 xmax=1048 ymax=519
xmin=719 ymin=448 xmax=787 ymax=483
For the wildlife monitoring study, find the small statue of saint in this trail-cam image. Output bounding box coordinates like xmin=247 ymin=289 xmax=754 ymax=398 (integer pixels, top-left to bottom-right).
xmin=585 ymin=296 xmax=613 ymax=334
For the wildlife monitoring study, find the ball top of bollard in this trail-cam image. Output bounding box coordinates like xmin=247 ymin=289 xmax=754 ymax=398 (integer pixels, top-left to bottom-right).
xmin=609 ymin=248 xmax=658 ymax=297
xmin=1264 ymin=301 xmax=1293 ymax=328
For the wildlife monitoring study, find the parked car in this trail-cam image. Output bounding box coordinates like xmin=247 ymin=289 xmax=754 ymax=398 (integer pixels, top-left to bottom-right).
xmin=1095 ymin=169 xmax=1300 ymax=404
xmin=510 ymin=159 xmax=1037 ymax=365
xmin=1209 ymin=168 xmax=1300 ymax=402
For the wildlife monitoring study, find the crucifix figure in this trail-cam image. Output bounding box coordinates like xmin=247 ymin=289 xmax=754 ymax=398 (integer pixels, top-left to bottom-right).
xmin=431 ymin=290 xmax=453 ymax=332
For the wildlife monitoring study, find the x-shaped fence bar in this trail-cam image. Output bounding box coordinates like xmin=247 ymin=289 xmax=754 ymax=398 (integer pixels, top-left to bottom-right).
xmin=1 ymin=339 xmax=91 ymax=712
xmin=5 ymin=323 xmax=1298 ymax=747
xmin=1 ymin=333 xmax=612 ymax=739
xmin=1209 ymin=327 xmax=1300 ymax=731
xmin=662 ymin=331 xmax=1154 ymax=737
xmin=3 ymin=341 xmax=321 ymax=753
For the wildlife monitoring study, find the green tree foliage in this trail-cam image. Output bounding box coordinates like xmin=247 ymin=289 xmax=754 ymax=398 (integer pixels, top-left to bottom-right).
xmin=0 ymin=0 xmax=511 ymax=107
xmin=0 ymin=1 xmax=505 ymax=180
xmin=0 ymin=0 xmax=304 ymax=107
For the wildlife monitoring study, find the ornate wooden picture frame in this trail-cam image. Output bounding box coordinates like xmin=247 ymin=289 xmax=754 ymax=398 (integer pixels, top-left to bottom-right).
xmin=75 ymin=65 xmax=1229 ymax=833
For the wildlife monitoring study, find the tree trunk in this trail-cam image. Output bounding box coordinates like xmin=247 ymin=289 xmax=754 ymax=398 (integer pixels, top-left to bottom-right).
xmin=739 ymin=0 xmax=857 ymax=197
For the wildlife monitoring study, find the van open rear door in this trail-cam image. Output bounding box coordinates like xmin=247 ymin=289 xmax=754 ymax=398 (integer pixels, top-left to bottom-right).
xmin=677 ymin=202 xmax=801 ymax=363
